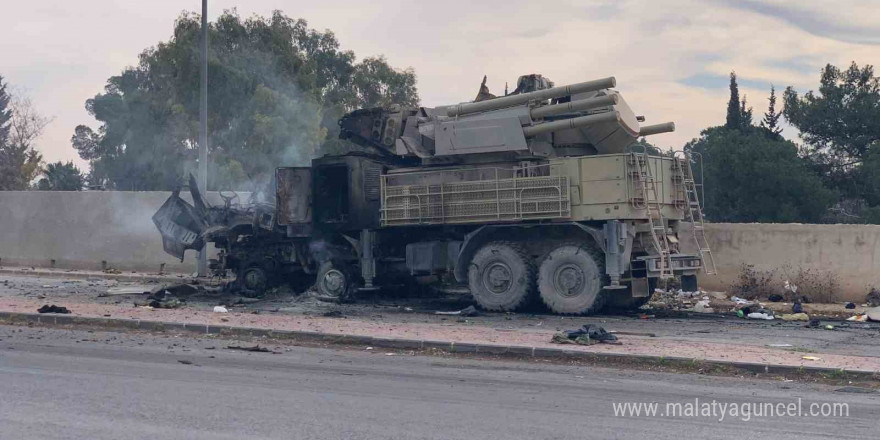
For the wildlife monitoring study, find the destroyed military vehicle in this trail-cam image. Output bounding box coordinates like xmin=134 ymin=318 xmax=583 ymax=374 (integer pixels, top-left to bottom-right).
xmin=153 ymin=74 xmax=715 ymax=314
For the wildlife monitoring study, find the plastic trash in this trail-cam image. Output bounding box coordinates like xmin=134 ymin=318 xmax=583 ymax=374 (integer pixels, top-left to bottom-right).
xmin=801 ymin=356 xmax=821 ymax=361
xmin=781 ymin=313 xmax=809 ymax=321
xmin=213 ymin=305 xmax=229 ymax=313
xmin=845 ymin=302 xmax=856 ymax=309
xmin=747 ymin=312 xmax=774 ymax=320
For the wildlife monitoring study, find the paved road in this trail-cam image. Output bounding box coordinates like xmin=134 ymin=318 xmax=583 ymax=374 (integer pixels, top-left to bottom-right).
xmin=0 ymin=325 xmax=876 ymax=439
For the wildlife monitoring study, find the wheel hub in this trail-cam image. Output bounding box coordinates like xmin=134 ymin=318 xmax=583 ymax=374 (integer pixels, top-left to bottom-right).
xmin=554 ymin=263 xmax=585 ymax=297
xmin=322 ymin=269 xmax=346 ymax=296
xmin=483 ymin=262 xmax=513 ymax=294
xmin=243 ymin=268 xmax=266 ymax=290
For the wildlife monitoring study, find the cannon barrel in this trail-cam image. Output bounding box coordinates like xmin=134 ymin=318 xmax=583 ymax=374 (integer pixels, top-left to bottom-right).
xmin=530 ymin=94 xmax=618 ymax=119
xmin=447 ymin=77 xmax=616 ymax=117
xmin=638 ymin=122 xmax=675 ymax=136
xmin=522 ymin=110 xmax=620 ymax=137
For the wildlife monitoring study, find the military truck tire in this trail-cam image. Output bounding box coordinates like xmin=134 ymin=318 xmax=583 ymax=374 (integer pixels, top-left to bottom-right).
xmin=681 ymin=274 xmax=698 ymax=292
xmin=467 ymin=241 xmax=535 ymax=312
xmin=314 ymin=260 xmax=355 ymax=303
xmin=238 ymin=264 xmax=269 ymax=298
xmin=538 ymin=243 xmax=605 ymax=314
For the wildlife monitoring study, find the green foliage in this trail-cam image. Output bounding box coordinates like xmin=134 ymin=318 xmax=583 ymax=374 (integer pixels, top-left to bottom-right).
xmin=36 ymin=161 xmax=85 ymax=191
xmin=0 ymin=75 xmax=44 ymax=190
xmin=724 ymin=72 xmax=754 ymax=131
xmin=760 ymin=85 xmax=783 ymax=137
xmin=685 ymin=126 xmax=835 ymax=223
xmin=783 ymin=62 xmax=880 ymax=161
xmin=73 ymin=10 xmax=419 ymax=191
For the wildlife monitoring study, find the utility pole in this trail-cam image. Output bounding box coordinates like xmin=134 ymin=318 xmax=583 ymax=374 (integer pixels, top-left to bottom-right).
xmin=197 ymin=0 xmax=208 ymax=277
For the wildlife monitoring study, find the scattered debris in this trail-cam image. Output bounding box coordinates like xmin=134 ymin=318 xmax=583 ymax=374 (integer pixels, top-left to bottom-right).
xmin=730 ymin=296 xmax=750 ymax=305
xmin=824 ymin=324 xmax=835 ymax=330
xmin=692 ymin=300 xmax=714 ymax=313
xmin=845 ymin=302 xmax=855 ymax=309
xmin=435 ymin=305 xmax=480 ymax=317
xmin=37 ymin=304 xmax=70 ymax=314
xmin=213 ymin=306 xmax=228 ymax=313
xmin=866 ymin=288 xmax=880 ymax=307
xmin=834 ymin=386 xmax=876 ymax=394
xmin=551 ymin=324 xmax=619 ymax=346
xmin=226 ymin=345 xmax=271 ymax=353
xmin=103 ymin=285 xmax=151 ymax=296
xmin=801 ymin=355 xmax=821 ymax=361
xmin=767 ymin=343 xmax=793 ymax=348
xmin=780 ymin=313 xmax=809 ymax=322
xmin=746 ymin=308 xmax=775 ymax=320
xmin=792 ymin=301 xmax=804 ymax=314
xmin=846 ymin=314 xmax=868 ymax=322
xmin=806 ymin=318 xmax=821 ymax=328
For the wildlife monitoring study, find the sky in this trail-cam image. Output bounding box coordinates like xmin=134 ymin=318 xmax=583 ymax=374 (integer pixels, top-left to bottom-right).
xmin=1 ymin=0 xmax=879 ymax=170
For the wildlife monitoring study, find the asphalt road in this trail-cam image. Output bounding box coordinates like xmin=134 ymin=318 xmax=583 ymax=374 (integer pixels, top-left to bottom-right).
xmin=0 ymin=325 xmax=876 ymax=439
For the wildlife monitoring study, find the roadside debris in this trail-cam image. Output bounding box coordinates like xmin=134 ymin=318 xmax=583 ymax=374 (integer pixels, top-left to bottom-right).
xmin=551 ymin=324 xmax=619 ymax=346
xmin=780 ymin=313 xmax=809 ymax=322
xmin=847 ymin=314 xmax=868 ymax=322
xmin=866 ymin=306 xmax=880 ymax=322
xmin=226 ymin=345 xmax=274 ymax=353
xmin=792 ymin=301 xmax=803 ymax=313
xmin=747 ymin=309 xmax=775 ymax=320
xmin=801 ymin=356 xmax=822 ymax=361
xmin=435 ymin=305 xmax=480 ymax=317
xmin=37 ymin=304 xmax=70 ymax=314
xmin=693 ymin=299 xmax=714 ymax=313
xmin=103 ymin=285 xmax=151 ymax=296
xmin=768 ymin=294 xmax=783 ymax=302
xmin=866 ymin=288 xmax=880 ymax=307
xmin=213 ymin=306 xmax=229 ymax=313
xmin=845 ymin=302 xmax=855 ymax=309
xmin=767 ymin=343 xmax=793 ymax=348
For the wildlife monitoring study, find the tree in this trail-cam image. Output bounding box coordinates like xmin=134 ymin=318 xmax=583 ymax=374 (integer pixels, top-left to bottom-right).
xmin=784 ymin=62 xmax=879 ymax=162
xmin=685 ymin=126 xmax=835 ymax=223
xmin=760 ymin=85 xmax=783 ymax=137
xmin=73 ymin=10 xmax=419 ymax=191
xmin=36 ymin=161 xmax=85 ymax=191
xmin=0 ymin=78 xmax=46 ymax=190
xmin=725 ymin=72 xmax=742 ymax=130
xmin=739 ymin=95 xmax=753 ymax=127
xmin=783 ymin=62 xmax=880 ymax=217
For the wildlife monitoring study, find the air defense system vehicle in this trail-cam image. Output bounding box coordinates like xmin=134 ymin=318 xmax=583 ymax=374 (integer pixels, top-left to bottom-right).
xmin=153 ymin=74 xmax=716 ymax=314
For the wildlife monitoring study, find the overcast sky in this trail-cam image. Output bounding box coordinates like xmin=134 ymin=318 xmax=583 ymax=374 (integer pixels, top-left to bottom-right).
xmin=1 ymin=0 xmax=879 ymax=169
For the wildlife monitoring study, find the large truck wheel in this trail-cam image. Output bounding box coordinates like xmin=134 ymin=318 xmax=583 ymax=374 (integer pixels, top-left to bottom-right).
xmin=314 ymin=260 xmax=356 ymax=303
xmin=237 ymin=260 xmax=274 ymax=298
xmin=680 ymin=274 xmax=698 ymax=292
xmin=467 ymin=241 xmax=535 ymax=312
xmin=538 ymin=243 xmax=605 ymax=314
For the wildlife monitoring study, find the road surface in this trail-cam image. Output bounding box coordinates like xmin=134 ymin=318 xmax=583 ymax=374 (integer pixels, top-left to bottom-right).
xmin=0 ymin=325 xmax=875 ymax=439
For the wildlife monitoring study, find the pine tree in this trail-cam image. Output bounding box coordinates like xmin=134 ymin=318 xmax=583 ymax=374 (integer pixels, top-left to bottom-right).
xmin=739 ymin=94 xmax=753 ymax=127
xmin=761 ymin=85 xmax=783 ymax=135
xmin=725 ymin=71 xmax=742 ymax=130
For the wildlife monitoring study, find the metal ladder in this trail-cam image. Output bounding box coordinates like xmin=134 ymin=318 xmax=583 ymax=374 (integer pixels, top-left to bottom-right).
xmin=628 ymin=147 xmax=674 ymax=279
xmin=673 ymin=152 xmax=717 ymax=275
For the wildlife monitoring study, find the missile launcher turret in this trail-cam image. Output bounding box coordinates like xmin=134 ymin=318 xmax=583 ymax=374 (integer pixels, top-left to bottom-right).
xmin=338 ymin=74 xmax=675 ymax=165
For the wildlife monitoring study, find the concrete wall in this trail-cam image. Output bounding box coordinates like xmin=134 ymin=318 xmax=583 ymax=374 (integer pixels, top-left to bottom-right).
xmin=700 ymin=223 xmax=880 ymax=302
xmin=1 ymin=191 xmax=878 ymax=301
xmin=0 ymin=191 xmax=225 ymax=274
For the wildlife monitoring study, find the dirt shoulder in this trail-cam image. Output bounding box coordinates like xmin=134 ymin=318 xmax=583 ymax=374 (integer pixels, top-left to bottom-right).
xmin=1 ymin=271 xmax=879 ymax=374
